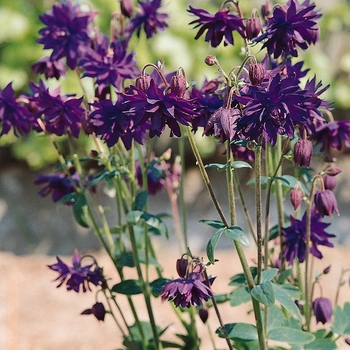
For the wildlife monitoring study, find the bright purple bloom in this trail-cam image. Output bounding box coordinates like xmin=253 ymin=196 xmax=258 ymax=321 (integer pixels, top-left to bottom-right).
xmin=161 ymin=273 xmax=213 ymax=308
xmin=313 ymin=120 xmax=350 ymax=152
xmin=294 ymin=139 xmax=313 ymax=167
xmin=81 ymin=302 xmax=106 ymax=321
xmin=124 ymin=79 xmax=198 ymax=138
xmin=203 ymin=107 xmax=241 ymax=142
xmin=313 ymin=297 xmax=332 ymax=324
xmin=34 ymin=171 xmax=79 ymax=204
xmin=31 ymin=56 xmax=66 ymax=80
xmin=188 ymin=6 xmax=245 ymax=47
xmin=0 ymin=82 xmax=34 ymax=136
xmin=89 ymin=96 xmax=148 ymax=149
xmin=37 ymin=0 xmax=95 ymax=69
xmin=282 ymin=208 xmax=335 ymax=265
xmin=48 ymin=250 xmax=105 ymax=293
xmin=236 ymin=74 xmax=310 ymax=145
xmin=254 ymin=0 xmax=321 ymax=58
xmin=29 ymin=81 xmax=84 ymax=138
xmin=314 ymin=189 xmax=339 ymax=218
xmin=127 ymin=0 xmax=168 ymax=39
xmin=79 ymin=36 xmax=139 ymax=94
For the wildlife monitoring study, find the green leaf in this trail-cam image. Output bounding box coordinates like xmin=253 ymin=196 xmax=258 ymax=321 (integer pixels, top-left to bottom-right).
xmin=200 ymin=219 xmax=225 ymax=229
xmin=72 ymin=194 xmax=89 ymax=228
xmin=224 ymin=226 xmax=250 ymax=246
xmin=229 ymin=287 xmax=251 ymax=306
xmin=331 ymin=302 xmax=350 ymax=335
xmin=206 ymin=228 xmax=224 ymax=264
xmin=134 ymin=191 xmax=148 ymax=210
xmin=268 ymin=327 xmax=315 ymax=344
xmin=272 ymin=283 xmax=302 ymax=322
xmin=267 ymin=305 xmax=286 ymax=331
xmin=251 ymin=281 xmax=275 ymax=306
xmin=150 ymin=278 xmax=170 ymax=297
xmin=304 ymin=338 xmax=337 ymax=349
xmin=217 ymin=323 xmax=258 ymax=341
xmin=205 ymin=163 xmax=227 ymax=171
xmin=115 ymin=252 xmax=134 ymax=268
xmin=260 ymin=268 xmax=279 ymax=282
xmin=126 ymin=210 xmax=143 ymax=225
xmin=111 ymin=279 xmax=142 ymax=295
xmin=141 ymin=212 xmax=168 ymax=237
xmin=231 ymin=160 xmax=252 ymax=169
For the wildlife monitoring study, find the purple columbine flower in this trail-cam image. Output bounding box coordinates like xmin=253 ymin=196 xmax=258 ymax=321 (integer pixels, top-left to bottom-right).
xmin=161 ymin=272 xmax=213 ymax=308
xmin=0 ymin=82 xmax=34 ymax=137
xmin=188 ymin=6 xmax=245 ymax=47
xmin=253 ymin=0 xmax=321 ymax=58
xmin=313 ymin=297 xmax=332 ymax=324
xmin=313 ymin=120 xmax=350 ymax=152
xmin=29 ymin=80 xmax=84 ymax=138
xmin=48 ymin=250 xmax=105 ymax=293
xmin=123 ymin=79 xmax=198 ymax=138
xmin=282 ymin=208 xmax=335 ymax=265
xmin=37 ymin=0 xmax=95 ymax=70
xmin=89 ymin=95 xmax=148 ymax=149
xmin=314 ymin=189 xmax=339 ymax=218
xmin=236 ymin=74 xmax=310 ymax=145
xmin=127 ymin=0 xmax=168 ymax=39
xmin=34 ymin=171 xmax=79 ymax=204
xmin=79 ymin=36 xmax=140 ymax=94
xmin=31 ymin=56 xmax=66 ymax=80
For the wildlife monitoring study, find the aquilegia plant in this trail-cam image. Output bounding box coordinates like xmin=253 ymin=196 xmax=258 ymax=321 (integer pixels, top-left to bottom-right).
xmin=2 ymin=0 xmax=350 ymax=348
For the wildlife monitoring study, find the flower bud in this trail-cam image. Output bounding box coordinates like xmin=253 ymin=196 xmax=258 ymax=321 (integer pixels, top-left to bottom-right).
xmin=135 ymin=74 xmax=151 ymax=92
xmin=290 ymin=188 xmax=303 ymax=210
xmin=323 ymin=265 xmax=331 ymax=274
xmin=261 ymin=1 xmax=273 ymax=18
xmin=120 ymin=0 xmax=133 ymax=18
xmin=205 ymin=55 xmax=217 ymax=66
xmin=249 ymin=63 xmax=265 ymax=86
xmin=92 ymin=302 xmax=106 ymax=321
xmin=313 ymin=297 xmax=332 ymax=324
xmin=176 ymin=258 xmax=188 ymax=278
xmin=294 ymin=139 xmax=313 ymax=167
xmin=246 ymin=17 xmax=262 ymax=40
xmin=314 ymin=189 xmax=339 ymax=218
xmin=198 ymin=307 xmax=209 ymax=324
xmin=323 ymin=174 xmax=337 ymax=191
xmin=170 ymin=75 xmax=187 ymax=97
xmin=326 ymin=167 xmax=342 ymax=176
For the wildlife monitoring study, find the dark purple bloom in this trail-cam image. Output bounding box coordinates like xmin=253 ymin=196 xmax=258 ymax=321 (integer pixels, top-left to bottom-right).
xmin=0 ymin=82 xmax=34 ymax=136
xmin=188 ymin=6 xmax=245 ymax=47
xmin=82 ymin=302 xmax=106 ymax=321
xmin=161 ymin=273 xmax=213 ymax=308
xmin=31 ymin=56 xmax=66 ymax=80
xmin=313 ymin=120 xmax=350 ymax=152
xmin=314 ymin=189 xmax=339 ymax=218
xmin=48 ymin=250 xmax=105 ymax=293
xmin=136 ymin=158 xmax=166 ymax=195
xmin=34 ymin=171 xmax=79 ymax=205
xmin=230 ymin=143 xmax=255 ymax=162
xmin=89 ymin=95 xmax=148 ymax=149
xmin=79 ymin=36 xmax=139 ymax=94
xmin=127 ymin=0 xmax=168 ymax=39
xmin=254 ymin=0 xmax=321 ymax=58
xmin=37 ymin=0 xmax=95 ymax=69
xmin=313 ymin=297 xmax=332 ymax=324
xmin=282 ymin=208 xmax=335 ymax=265
xmin=294 ymin=139 xmax=313 ymax=167
xmin=29 ymin=81 xmax=84 ymax=138
xmin=203 ymin=107 xmax=241 ymax=142
xmin=236 ymin=74 xmax=310 ymax=145
xmin=124 ymin=79 xmax=198 ymax=138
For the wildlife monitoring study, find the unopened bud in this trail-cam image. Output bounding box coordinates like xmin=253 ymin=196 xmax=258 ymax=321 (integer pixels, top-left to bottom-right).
xmin=135 ymin=74 xmax=151 ymax=92
xmin=176 ymin=258 xmax=188 ymax=278
xmin=290 ymin=188 xmax=303 ymax=210
xmin=261 ymin=1 xmax=273 ymax=18
xmin=246 ymin=17 xmax=262 ymax=40
xmin=120 ymin=0 xmax=133 ymax=18
xmin=323 ymin=265 xmax=331 ymax=274
xmin=249 ymin=63 xmax=265 ymax=86
xmin=205 ymin=55 xmax=217 ymax=66
xmin=198 ymin=307 xmax=209 ymax=324
xmin=294 ymin=139 xmax=312 ymax=167
xmin=326 ymin=167 xmax=342 ymax=176
xmin=323 ymin=174 xmax=337 ymax=191
xmin=170 ymin=75 xmax=187 ymax=97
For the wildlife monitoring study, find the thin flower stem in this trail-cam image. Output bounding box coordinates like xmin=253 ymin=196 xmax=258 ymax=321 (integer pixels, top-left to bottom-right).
xmin=304 ymin=199 xmax=312 ymax=331
xmin=226 ymin=140 xmax=236 ymax=226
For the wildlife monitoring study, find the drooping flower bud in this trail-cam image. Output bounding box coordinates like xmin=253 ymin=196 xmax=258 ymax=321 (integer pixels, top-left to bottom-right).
xmin=323 ymin=174 xmax=337 ymax=191
xmin=261 ymin=1 xmax=273 ymax=18
xmin=198 ymin=307 xmax=209 ymax=323
xmin=313 ymin=297 xmax=332 ymax=324
xmin=290 ymin=187 xmax=303 ymax=210
xmin=249 ymin=63 xmax=265 ymax=86
xmin=170 ymin=75 xmax=187 ymax=97
xmin=323 ymin=265 xmax=331 ymax=274
xmin=326 ymin=167 xmax=342 ymax=176
xmin=314 ymin=189 xmax=339 ymax=217
xmin=81 ymin=302 xmax=106 ymax=321
xmin=135 ymin=74 xmax=151 ymax=92
xmin=205 ymin=55 xmax=217 ymax=66
xmin=120 ymin=0 xmax=133 ymax=18
xmin=246 ymin=17 xmax=262 ymax=40
xmin=294 ymin=139 xmax=313 ymax=167
xmin=176 ymin=258 xmax=189 ymax=278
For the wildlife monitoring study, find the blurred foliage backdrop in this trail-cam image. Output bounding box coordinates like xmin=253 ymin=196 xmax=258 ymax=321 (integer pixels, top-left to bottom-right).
xmin=1 ymin=0 xmax=350 ymax=169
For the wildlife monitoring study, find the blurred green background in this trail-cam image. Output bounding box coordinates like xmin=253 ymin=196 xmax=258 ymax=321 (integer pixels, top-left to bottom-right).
xmin=1 ymin=0 xmax=350 ymax=169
